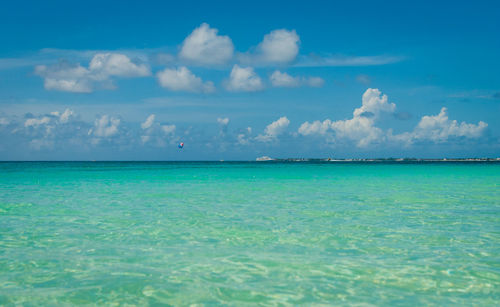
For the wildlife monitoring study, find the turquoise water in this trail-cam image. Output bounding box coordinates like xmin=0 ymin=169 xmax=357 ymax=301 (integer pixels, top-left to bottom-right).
xmin=1 ymin=162 xmax=499 ymax=305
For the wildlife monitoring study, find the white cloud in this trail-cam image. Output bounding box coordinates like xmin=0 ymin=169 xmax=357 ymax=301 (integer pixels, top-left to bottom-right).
xmin=59 ymin=109 xmax=74 ymax=123
xmin=353 ymin=88 xmax=396 ymax=118
xmin=330 ymin=116 xmax=385 ymax=148
xmin=89 ymin=115 xmax=120 ymax=138
xmin=161 ymin=125 xmax=176 ymax=135
xmin=270 ymin=70 xmax=324 ymax=88
xmin=258 ymin=29 xmax=299 ymax=63
xmin=35 ymin=53 xmax=150 ymax=93
xmin=299 ymin=89 xmax=488 ymax=148
xmin=235 ymin=127 xmax=253 ymax=145
xmin=240 ymin=29 xmax=300 ymax=65
xmin=157 ymin=66 xmax=215 ymax=93
xmin=265 ymin=117 xmax=290 ymax=137
xmin=50 ymin=109 xmax=74 ymax=123
xmin=298 ymin=88 xmax=395 ymax=147
xmin=18 ymin=109 xmax=80 ymax=150
xmin=237 ymin=134 xmax=248 ymax=145
xmin=270 ymin=71 xmax=300 ymax=87
xmin=225 ymin=65 xmax=263 ymax=92
xmin=298 ymin=119 xmax=332 ymax=136
xmin=141 ymin=114 xmax=156 ymax=129
xmin=140 ymin=114 xmax=176 ymax=145
xmin=88 ymin=53 xmax=150 ymax=79
xmin=24 ymin=109 xmax=74 ymax=129
xmin=25 ymin=116 xmax=51 ymax=128
xmin=327 ymin=88 xmax=394 ymax=147
xmin=35 ymin=63 xmax=92 ymax=93
xmin=256 ymin=116 xmax=290 ymax=142
xmin=217 ymin=117 xmax=229 ymax=125
xmin=305 ymin=77 xmax=325 ymax=87
xmin=394 ymin=108 xmax=488 ymax=144
xmin=295 ymin=55 xmax=405 ymax=67
xmin=179 ymin=23 xmax=234 ymax=65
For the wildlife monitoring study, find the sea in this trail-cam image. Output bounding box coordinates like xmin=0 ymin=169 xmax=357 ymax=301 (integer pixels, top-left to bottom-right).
xmin=1 ymin=161 xmax=499 ymax=305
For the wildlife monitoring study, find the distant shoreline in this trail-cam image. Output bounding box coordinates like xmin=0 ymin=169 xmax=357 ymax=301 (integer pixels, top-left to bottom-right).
xmin=258 ymin=158 xmax=500 ymax=162
xmin=0 ymin=158 xmax=499 ymax=163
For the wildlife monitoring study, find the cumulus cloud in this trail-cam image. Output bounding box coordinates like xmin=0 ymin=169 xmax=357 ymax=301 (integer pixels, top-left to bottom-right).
xmin=393 ymin=108 xmax=488 ymax=145
xmin=215 ymin=117 xmax=230 ymax=139
xmin=157 ymin=66 xmax=215 ymax=93
xmin=89 ymin=115 xmax=120 ymax=138
xmin=235 ymin=127 xmax=253 ymax=145
xmin=256 ymin=116 xmax=290 ymax=142
xmin=270 ymin=70 xmax=324 ymax=88
xmin=35 ymin=63 xmax=92 ymax=93
xmin=298 ymin=119 xmax=332 ymax=136
xmin=51 ymin=109 xmax=74 ymax=123
xmin=331 ymin=88 xmax=394 ymax=147
xmin=2 ymin=110 xmax=177 ymax=153
xmin=25 ymin=116 xmax=51 ymax=128
xmin=330 ymin=116 xmax=385 ymax=147
xmin=299 ymin=88 xmax=488 ymax=148
xmin=217 ymin=117 xmax=229 ymax=125
xmin=225 ymin=65 xmax=263 ymax=92
xmin=239 ymin=29 xmax=300 ymax=65
xmin=25 ymin=108 xmax=75 ymax=129
xmin=161 ymin=125 xmax=176 ymax=134
xmin=18 ymin=108 xmax=81 ymax=150
xmin=35 ymin=53 xmax=150 ymax=93
xmin=141 ymin=114 xmax=156 ymax=130
xmin=237 ymin=134 xmax=248 ymax=145
xmin=140 ymin=114 xmax=176 ymax=146
xmin=179 ymin=23 xmax=234 ymax=65
xmin=89 ymin=53 xmax=150 ymax=79
xmin=270 ymin=71 xmax=300 ymax=87
xmin=299 ymin=88 xmax=396 ymax=147
xmin=354 ymin=88 xmax=396 ymax=117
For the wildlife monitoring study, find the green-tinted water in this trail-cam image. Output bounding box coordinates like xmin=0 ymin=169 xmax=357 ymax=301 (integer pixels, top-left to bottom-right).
xmin=1 ymin=162 xmax=499 ymax=305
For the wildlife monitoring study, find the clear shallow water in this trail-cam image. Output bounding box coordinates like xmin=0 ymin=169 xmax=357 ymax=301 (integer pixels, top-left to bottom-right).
xmin=0 ymin=162 xmax=499 ymax=306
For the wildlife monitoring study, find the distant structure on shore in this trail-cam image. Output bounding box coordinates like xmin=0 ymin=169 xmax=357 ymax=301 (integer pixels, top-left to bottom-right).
xmin=256 ymin=157 xmax=500 ymax=162
xmin=256 ymin=156 xmax=274 ymax=161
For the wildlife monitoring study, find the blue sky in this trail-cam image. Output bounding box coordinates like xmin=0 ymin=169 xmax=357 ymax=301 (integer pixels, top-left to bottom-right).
xmin=0 ymin=0 xmax=499 ymax=160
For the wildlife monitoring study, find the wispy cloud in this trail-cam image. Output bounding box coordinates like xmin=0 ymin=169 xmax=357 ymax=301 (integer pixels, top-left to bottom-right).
xmin=448 ymin=90 xmax=500 ymax=101
xmin=294 ymin=54 xmax=405 ymax=67
xmin=270 ymin=70 xmax=324 ymax=88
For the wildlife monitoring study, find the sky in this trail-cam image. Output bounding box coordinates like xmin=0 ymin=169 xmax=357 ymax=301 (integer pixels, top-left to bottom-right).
xmin=0 ymin=0 xmax=499 ymax=160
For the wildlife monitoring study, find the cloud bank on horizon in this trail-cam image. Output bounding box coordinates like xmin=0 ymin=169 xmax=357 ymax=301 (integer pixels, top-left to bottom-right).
xmin=0 ymin=88 xmax=490 ymax=159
